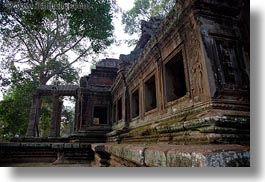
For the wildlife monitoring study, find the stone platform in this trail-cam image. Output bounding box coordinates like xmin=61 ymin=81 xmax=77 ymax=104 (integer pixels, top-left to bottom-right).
xmin=92 ymin=144 xmax=250 ymax=167
xmin=0 ymin=142 xmax=249 ymax=167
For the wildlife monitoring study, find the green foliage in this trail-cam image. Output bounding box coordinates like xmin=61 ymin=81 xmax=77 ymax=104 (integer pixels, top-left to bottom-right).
xmin=38 ymin=97 xmax=52 ymax=137
xmin=0 ymin=68 xmax=38 ymax=141
xmin=122 ymin=0 xmax=175 ymax=46
xmin=61 ymin=105 xmax=74 ymax=137
xmin=1 ymin=0 xmax=115 ymax=51
xmin=0 ymin=0 xmax=117 ymax=85
xmin=122 ymin=0 xmax=151 ymax=35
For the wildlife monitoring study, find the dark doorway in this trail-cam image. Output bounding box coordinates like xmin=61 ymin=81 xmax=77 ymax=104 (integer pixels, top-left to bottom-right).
xmin=93 ymin=106 xmax=108 ymax=125
xmin=164 ymin=51 xmax=187 ymax=102
xmin=131 ymin=89 xmax=139 ymax=118
xmin=144 ymin=75 xmax=157 ymax=112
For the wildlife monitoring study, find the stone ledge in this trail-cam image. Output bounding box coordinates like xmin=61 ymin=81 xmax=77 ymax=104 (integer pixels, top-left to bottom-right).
xmin=91 ymin=144 xmax=250 ymax=167
xmin=0 ymin=143 xmax=91 ymax=149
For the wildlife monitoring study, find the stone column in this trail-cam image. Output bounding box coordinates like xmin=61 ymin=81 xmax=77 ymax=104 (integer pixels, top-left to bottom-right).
xmin=80 ymin=95 xmax=84 ymax=129
xmin=139 ymin=80 xmax=144 ymax=120
xmin=50 ymin=94 xmax=62 ymax=137
xmin=124 ymin=88 xmax=130 ymax=128
xmin=73 ymin=96 xmax=79 ymax=132
xmin=154 ymin=57 xmax=163 ymax=113
xmin=26 ymin=93 xmax=41 ymax=137
xmin=85 ymin=97 xmax=91 ymax=127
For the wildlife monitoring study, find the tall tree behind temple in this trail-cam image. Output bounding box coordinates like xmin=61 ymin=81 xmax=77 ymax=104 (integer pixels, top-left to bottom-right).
xmin=122 ymin=0 xmax=175 ymax=46
xmin=0 ymin=0 xmax=117 ymax=137
xmin=0 ymin=0 xmax=116 ymax=85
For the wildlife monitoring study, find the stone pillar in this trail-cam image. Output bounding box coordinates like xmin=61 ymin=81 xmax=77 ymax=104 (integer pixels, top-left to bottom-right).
xmin=124 ymin=88 xmax=130 ymax=128
xmin=80 ymin=95 xmax=84 ymax=129
xmin=74 ymin=96 xmax=79 ymax=132
xmin=26 ymin=93 xmax=41 ymax=137
xmin=156 ymin=60 xmax=165 ymax=113
xmin=75 ymin=93 xmax=83 ymax=132
xmin=85 ymin=98 xmax=91 ymax=126
xmin=139 ymin=80 xmax=144 ymax=120
xmin=50 ymin=94 xmax=62 ymax=137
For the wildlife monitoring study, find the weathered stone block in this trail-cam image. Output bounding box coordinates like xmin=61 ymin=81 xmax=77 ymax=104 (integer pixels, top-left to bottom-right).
xmin=167 ymin=150 xmax=205 ymax=167
xmin=107 ymin=145 xmax=124 ymax=158
xmin=205 ymin=151 xmax=250 ymax=167
xmin=122 ymin=145 xmax=146 ymax=165
xmin=72 ymin=143 xmax=80 ymax=149
xmin=52 ymin=143 xmax=64 ymax=149
xmin=144 ymin=146 xmax=173 ymax=167
xmin=64 ymin=143 xmax=72 ymax=149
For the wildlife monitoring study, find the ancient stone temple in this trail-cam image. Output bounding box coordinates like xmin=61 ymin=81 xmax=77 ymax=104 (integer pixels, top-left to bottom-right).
xmin=106 ymin=0 xmax=250 ymax=145
xmin=1 ymin=0 xmax=250 ymax=167
xmin=73 ymin=0 xmax=250 ymax=145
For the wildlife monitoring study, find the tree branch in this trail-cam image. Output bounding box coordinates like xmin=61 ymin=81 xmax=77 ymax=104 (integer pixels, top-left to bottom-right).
xmin=17 ymin=35 xmax=40 ymax=65
xmin=11 ymin=10 xmax=44 ymax=54
xmin=46 ymin=46 xmax=92 ymax=81
xmin=50 ymin=35 xmax=85 ymax=62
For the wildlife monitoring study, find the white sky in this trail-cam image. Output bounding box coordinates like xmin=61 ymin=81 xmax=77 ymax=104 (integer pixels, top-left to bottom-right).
xmin=77 ymin=0 xmax=136 ymax=76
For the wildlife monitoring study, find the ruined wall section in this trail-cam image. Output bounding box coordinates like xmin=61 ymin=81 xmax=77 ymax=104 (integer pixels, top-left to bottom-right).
xmin=122 ymin=1 xmax=212 ymax=128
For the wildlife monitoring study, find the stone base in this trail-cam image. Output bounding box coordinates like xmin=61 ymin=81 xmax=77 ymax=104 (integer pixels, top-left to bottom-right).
xmin=69 ymin=133 xmax=107 ymax=143
xmin=69 ymin=127 xmax=112 ymax=143
xmin=92 ymin=144 xmax=250 ymax=167
xmin=107 ymin=115 xmax=250 ymax=146
xmin=0 ymin=142 xmax=250 ymax=167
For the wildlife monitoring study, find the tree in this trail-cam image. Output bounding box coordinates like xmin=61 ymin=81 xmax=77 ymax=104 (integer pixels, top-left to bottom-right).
xmin=0 ymin=0 xmax=118 ymax=137
xmin=60 ymin=105 xmax=75 ymax=137
xmin=0 ymin=0 xmax=116 ymax=85
xmin=122 ymin=0 xmax=175 ymax=46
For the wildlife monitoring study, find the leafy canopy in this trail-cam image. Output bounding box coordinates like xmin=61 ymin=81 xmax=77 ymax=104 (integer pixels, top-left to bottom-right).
xmin=122 ymin=0 xmax=175 ymax=46
xmin=0 ymin=0 xmax=117 ymax=85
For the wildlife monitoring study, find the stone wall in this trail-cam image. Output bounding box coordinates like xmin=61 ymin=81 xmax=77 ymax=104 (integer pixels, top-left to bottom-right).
xmin=92 ymin=143 xmax=250 ymax=167
xmin=107 ymin=0 xmax=250 ymax=145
